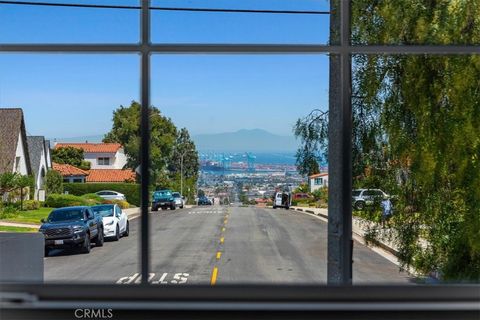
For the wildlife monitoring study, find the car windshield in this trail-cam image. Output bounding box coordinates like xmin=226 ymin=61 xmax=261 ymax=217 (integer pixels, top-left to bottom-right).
xmin=91 ymin=206 xmax=114 ymax=217
xmin=153 ymin=191 xmax=171 ymax=199
xmin=172 ymin=193 xmax=181 ymax=198
xmin=47 ymin=209 xmax=84 ymax=223
xmin=352 ymin=191 xmax=362 ymax=197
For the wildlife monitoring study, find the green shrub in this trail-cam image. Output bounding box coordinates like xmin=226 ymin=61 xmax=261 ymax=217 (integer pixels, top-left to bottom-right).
xmin=46 ymin=170 xmax=63 ymax=194
xmin=22 ymin=200 xmax=41 ymax=211
xmin=103 ymin=199 xmax=130 ymax=209
xmin=81 ymin=193 xmax=104 ymax=201
xmin=0 ymin=205 xmax=20 ymax=219
xmin=64 ymin=183 xmax=140 ymax=206
xmin=45 ymin=194 xmax=89 ymax=208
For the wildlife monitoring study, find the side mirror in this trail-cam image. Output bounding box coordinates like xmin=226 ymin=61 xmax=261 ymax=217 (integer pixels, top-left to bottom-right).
xmin=40 ymin=218 xmax=45 ymax=223
xmin=182 ymin=196 xmax=185 ymax=200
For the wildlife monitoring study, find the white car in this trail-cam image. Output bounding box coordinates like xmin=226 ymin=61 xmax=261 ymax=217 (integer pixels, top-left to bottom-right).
xmin=91 ymin=204 xmax=129 ymax=241
xmin=95 ymin=190 xmax=126 ymax=201
xmin=172 ymin=192 xmax=185 ymax=209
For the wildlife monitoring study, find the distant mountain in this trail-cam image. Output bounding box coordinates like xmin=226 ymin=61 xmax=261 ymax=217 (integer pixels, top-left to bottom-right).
xmin=193 ymin=129 xmax=299 ymax=152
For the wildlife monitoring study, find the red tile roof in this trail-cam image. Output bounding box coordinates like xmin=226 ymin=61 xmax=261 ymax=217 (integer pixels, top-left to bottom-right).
xmin=53 ymin=162 xmax=88 ymax=177
xmin=86 ymin=169 xmax=136 ymax=183
xmin=55 ymin=143 xmax=122 ymax=153
xmin=309 ymin=172 xmax=329 ymax=179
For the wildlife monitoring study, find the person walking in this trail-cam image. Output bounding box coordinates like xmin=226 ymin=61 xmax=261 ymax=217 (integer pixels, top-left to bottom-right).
xmin=381 ymin=196 xmax=392 ymax=227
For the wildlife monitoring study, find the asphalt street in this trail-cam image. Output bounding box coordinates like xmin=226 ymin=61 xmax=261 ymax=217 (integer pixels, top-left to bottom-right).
xmin=44 ymin=205 xmax=413 ymax=284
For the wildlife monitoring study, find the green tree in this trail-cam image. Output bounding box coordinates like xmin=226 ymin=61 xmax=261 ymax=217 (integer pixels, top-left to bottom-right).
xmin=293 ymin=109 xmax=328 ymax=176
xmin=103 ymin=101 xmax=177 ymax=185
xmin=168 ymin=128 xmax=199 ymax=201
xmin=350 ymin=0 xmax=480 ymax=281
xmin=46 ymin=170 xmax=64 ymax=195
xmin=0 ymin=172 xmax=18 ymax=198
xmin=52 ymin=146 xmax=90 ymax=170
xmin=295 ymin=0 xmax=480 ymax=280
xmin=16 ymin=175 xmax=34 ymax=210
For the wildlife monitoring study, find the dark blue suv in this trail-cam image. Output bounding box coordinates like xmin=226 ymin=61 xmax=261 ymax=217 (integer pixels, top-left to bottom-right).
xmin=152 ymin=189 xmax=176 ymax=211
xmin=39 ymin=206 xmax=104 ymax=256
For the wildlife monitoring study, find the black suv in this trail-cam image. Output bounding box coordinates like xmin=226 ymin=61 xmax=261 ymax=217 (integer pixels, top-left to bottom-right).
xmin=39 ymin=206 xmax=104 ymax=256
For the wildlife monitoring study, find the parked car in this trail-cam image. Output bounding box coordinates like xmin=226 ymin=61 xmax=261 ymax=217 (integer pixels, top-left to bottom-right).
xmin=172 ymin=192 xmax=185 ymax=209
xmin=198 ymin=196 xmax=212 ymax=206
xmin=92 ymin=204 xmax=129 ymax=241
xmin=293 ymin=192 xmax=312 ymax=200
xmin=39 ymin=206 xmax=104 ymax=256
xmin=95 ymin=190 xmax=126 ymax=201
xmin=152 ymin=190 xmax=176 ymax=211
xmin=352 ymin=189 xmax=390 ymax=210
xmin=273 ymin=191 xmax=291 ymax=210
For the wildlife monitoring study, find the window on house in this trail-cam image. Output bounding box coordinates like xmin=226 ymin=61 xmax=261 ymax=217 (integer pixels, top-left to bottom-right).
xmin=315 ymin=178 xmax=323 ymax=185
xmin=97 ymin=157 xmax=110 ymax=165
xmin=72 ymin=178 xmax=83 ymax=183
xmin=15 ymin=156 xmax=21 ymax=172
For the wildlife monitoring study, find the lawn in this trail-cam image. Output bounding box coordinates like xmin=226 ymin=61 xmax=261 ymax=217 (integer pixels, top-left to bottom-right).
xmin=0 ymin=225 xmax=38 ymax=232
xmin=2 ymin=207 xmax=53 ymax=225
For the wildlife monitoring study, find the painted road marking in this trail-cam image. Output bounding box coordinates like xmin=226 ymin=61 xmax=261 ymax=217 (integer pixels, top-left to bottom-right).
xmin=188 ymin=210 xmax=224 ymax=215
xmin=216 ymin=251 xmax=222 ymax=260
xmin=210 ymin=267 xmax=218 ymax=285
xmin=220 ymin=237 xmax=225 ymax=244
xmin=222 ymin=227 xmax=226 ymax=232
xmin=116 ymin=272 xmax=190 ymax=285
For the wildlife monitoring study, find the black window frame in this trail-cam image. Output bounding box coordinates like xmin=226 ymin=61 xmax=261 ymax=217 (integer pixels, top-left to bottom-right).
xmin=0 ymin=1 xmax=479 ymax=317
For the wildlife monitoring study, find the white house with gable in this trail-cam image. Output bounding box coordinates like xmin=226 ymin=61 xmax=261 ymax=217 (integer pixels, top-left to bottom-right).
xmin=54 ymin=143 xmax=128 ymax=169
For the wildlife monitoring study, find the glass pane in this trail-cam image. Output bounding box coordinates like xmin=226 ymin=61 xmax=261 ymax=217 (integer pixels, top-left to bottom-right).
xmin=352 ymin=54 xmax=480 ymax=283
xmin=0 ymin=54 xmax=141 ymax=284
xmin=351 ymin=0 xmax=480 ymax=45
xmin=151 ymin=0 xmax=330 ymax=44
xmin=0 ymin=0 xmax=139 ymax=43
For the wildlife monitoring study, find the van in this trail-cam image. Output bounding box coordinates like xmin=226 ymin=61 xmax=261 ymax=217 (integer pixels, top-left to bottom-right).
xmin=273 ymin=192 xmax=291 ymax=210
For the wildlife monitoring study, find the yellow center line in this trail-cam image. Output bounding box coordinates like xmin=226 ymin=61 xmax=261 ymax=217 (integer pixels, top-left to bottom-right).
xmin=220 ymin=237 xmax=225 ymax=244
xmin=210 ymin=267 xmax=218 ymax=286
xmin=216 ymin=251 xmax=222 ymax=260
xmin=222 ymin=227 xmax=226 ymax=232
xmin=224 ymin=219 xmax=228 ymax=224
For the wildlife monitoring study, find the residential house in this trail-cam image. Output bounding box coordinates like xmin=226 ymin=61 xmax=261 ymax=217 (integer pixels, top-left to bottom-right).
xmin=86 ymin=169 xmax=135 ymax=183
xmin=27 ymin=136 xmax=52 ymax=201
xmin=0 ymin=108 xmax=32 ymax=176
xmin=53 ymin=142 xmax=135 ymax=183
xmin=54 ymin=143 xmax=127 ymax=169
xmin=309 ymin=172 xmax=329 ymax=192
xmin=53 ymin=163 xmax=88 ymax=183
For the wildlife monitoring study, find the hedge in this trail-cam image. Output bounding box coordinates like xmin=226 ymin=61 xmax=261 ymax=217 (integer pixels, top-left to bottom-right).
xmin=64 ymin=183 xmax=140 ymax=206
xmin=46 ymin=194 xmax=89 ymax=208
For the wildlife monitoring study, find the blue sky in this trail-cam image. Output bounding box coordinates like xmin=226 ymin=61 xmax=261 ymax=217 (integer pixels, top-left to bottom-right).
xmin=0 ymin=0 xmax=330 ymax=138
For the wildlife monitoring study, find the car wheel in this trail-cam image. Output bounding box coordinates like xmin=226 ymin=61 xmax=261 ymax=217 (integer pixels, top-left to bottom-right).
xmin=95 ymin=228 xmax=104 ymax=247
xmin=44 ymin=247 xmax=50 ymax=257
xmin=171 ymin=204 xmax=176 ymax=210
xmin=124 ymin=221 xmax=130 ymax=237
xmin=180 ymin=205 xmax=184 ymax=209
xmin=152 ymin=206 xmax=158 ymax=212
xmin=114 ymin=225 xmax=120 ymax=241
xmin=273 ymin=206 xmax=277 ymax=209
xmin=81 ymin=235 xmax=91 ymax=254
xmin=355 ymin=201 xmax=365 ymax=210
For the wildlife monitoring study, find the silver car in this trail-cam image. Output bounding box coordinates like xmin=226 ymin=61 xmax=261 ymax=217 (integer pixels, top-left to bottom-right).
xmin=352 ymin=189 xmax=389 ymax=210
xmin=95 ymin=190 xmax=126 ymax=201
xmin=172 ymin=192 xmax=185 ymax=209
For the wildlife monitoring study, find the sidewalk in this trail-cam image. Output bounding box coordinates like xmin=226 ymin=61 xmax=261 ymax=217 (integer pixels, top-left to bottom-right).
xmin=290 ymin=206 xmax=400 ymax=256
xmin=0 ymin=221 xmax=40 ymax=229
